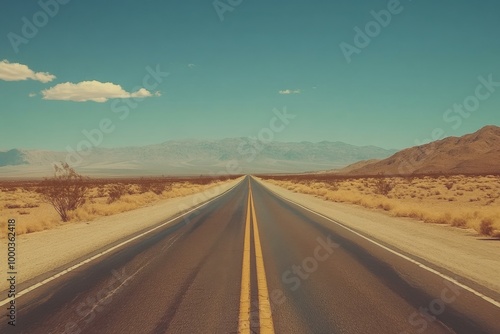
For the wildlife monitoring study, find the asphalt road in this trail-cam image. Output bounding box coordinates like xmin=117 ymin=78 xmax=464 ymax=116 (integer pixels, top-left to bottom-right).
xmin=2 ymin=176 xmax=499 ymax=333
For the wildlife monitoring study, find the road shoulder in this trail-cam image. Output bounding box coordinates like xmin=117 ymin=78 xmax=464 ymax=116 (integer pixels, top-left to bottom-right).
xmin=0 ymin=178 xmax=243 ymax=292
xmin=255 ymin=177 xmax=500 ymax=295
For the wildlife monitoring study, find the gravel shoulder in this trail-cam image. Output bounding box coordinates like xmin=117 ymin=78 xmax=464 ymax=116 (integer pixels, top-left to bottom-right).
xmin=0 ymin=178 xmax=243 ymax=292
xmin=256 ymin=177 xmax=500 ymax=295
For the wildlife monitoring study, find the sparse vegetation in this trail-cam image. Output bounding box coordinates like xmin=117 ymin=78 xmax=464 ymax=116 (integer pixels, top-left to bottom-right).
xmin=445 ymin=182 xmax=454 ymax=190
xmin=373 ymin=177 xmax=394 ymax=196
xmin=0 ymin=174 xmax=240 ymax=238
xmin=107 ymin=184 xmax=127 ymax=203
xmin=259 ymin=174 xmax=500 ymax=237
xmin=5 ymin=203 xmax=22 ymax=209
xmin=479 ymin=218 xmax=494 ymax=236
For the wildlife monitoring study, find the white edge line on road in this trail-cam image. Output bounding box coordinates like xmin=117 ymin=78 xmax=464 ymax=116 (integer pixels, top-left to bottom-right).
xmin=0 ymin=178 xmax=244 ymax=307
xmin=256 ymin=178 xmax=500 ymax=309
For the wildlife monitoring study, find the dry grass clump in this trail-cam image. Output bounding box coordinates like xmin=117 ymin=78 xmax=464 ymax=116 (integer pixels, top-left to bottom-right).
xmin=479 ymin=218 xmax=494 ymax=236
xmin=0 ymin=175 xmax=239 ymax=238
xmin=261 ymin=174 xmax=500 ymax=236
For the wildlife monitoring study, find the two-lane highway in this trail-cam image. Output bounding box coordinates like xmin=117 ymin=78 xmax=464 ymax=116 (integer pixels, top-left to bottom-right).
xmin=2 ymin=176 xmax=499 ymax=333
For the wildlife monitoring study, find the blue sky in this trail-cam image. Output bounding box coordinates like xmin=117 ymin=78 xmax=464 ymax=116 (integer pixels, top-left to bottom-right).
xmin=1 ymin=0 xmax=499 ymax=151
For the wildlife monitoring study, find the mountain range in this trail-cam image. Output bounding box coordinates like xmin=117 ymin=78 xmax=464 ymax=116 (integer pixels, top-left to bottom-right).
xmin=0 ymin=138 xmax=397 ymax=177
xmin=2 ymin=125 xmax=498 ymax=177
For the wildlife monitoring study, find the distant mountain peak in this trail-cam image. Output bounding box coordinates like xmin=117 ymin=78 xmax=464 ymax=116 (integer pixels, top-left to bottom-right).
xmin=473 ymin=125 xmax=500 ymax=139
xmin=0 ymin=149 xmax=28 ymax=167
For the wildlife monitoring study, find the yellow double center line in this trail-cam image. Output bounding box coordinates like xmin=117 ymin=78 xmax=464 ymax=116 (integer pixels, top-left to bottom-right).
xmin=238 ymin=182 xmax=275 ymax=334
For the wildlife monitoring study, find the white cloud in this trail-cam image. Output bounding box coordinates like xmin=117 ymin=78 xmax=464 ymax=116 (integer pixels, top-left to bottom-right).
xmin=188 ymin=63 xmax=196 ymax=68
xmin=28 ymin=93 xmax=37 ymax=98
xmin=130 ymin=88 xmax=152 ymax=98
xmin=41 ymin=80 xmax=160 ymax=103
xmin=0 ymin=59 xmax=55 ymax=83
xmin=279 ymin=89 xmax=301 ymax=95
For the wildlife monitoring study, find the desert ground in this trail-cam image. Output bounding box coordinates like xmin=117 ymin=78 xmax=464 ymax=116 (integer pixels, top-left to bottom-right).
xmin=259 ymin=174 xmax=500 ymax=237
xmin=0 ymin=175 xmax=240 ymax=238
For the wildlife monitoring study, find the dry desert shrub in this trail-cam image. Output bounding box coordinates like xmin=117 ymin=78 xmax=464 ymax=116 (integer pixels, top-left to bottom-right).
xmin=107 ymin=183 xmax=127 ymax=203
xmin=479 ymin=218 xmax=494 ymax=236
xmin=373 ymin=177 xmax=394 ymax=196
xmin=4 ymin=203 xmax=23 ymax=209
xmin=451 ymin=217 xmax=467 ymax=227
xmin=37 ymin=163 xmax=88 ymax=222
